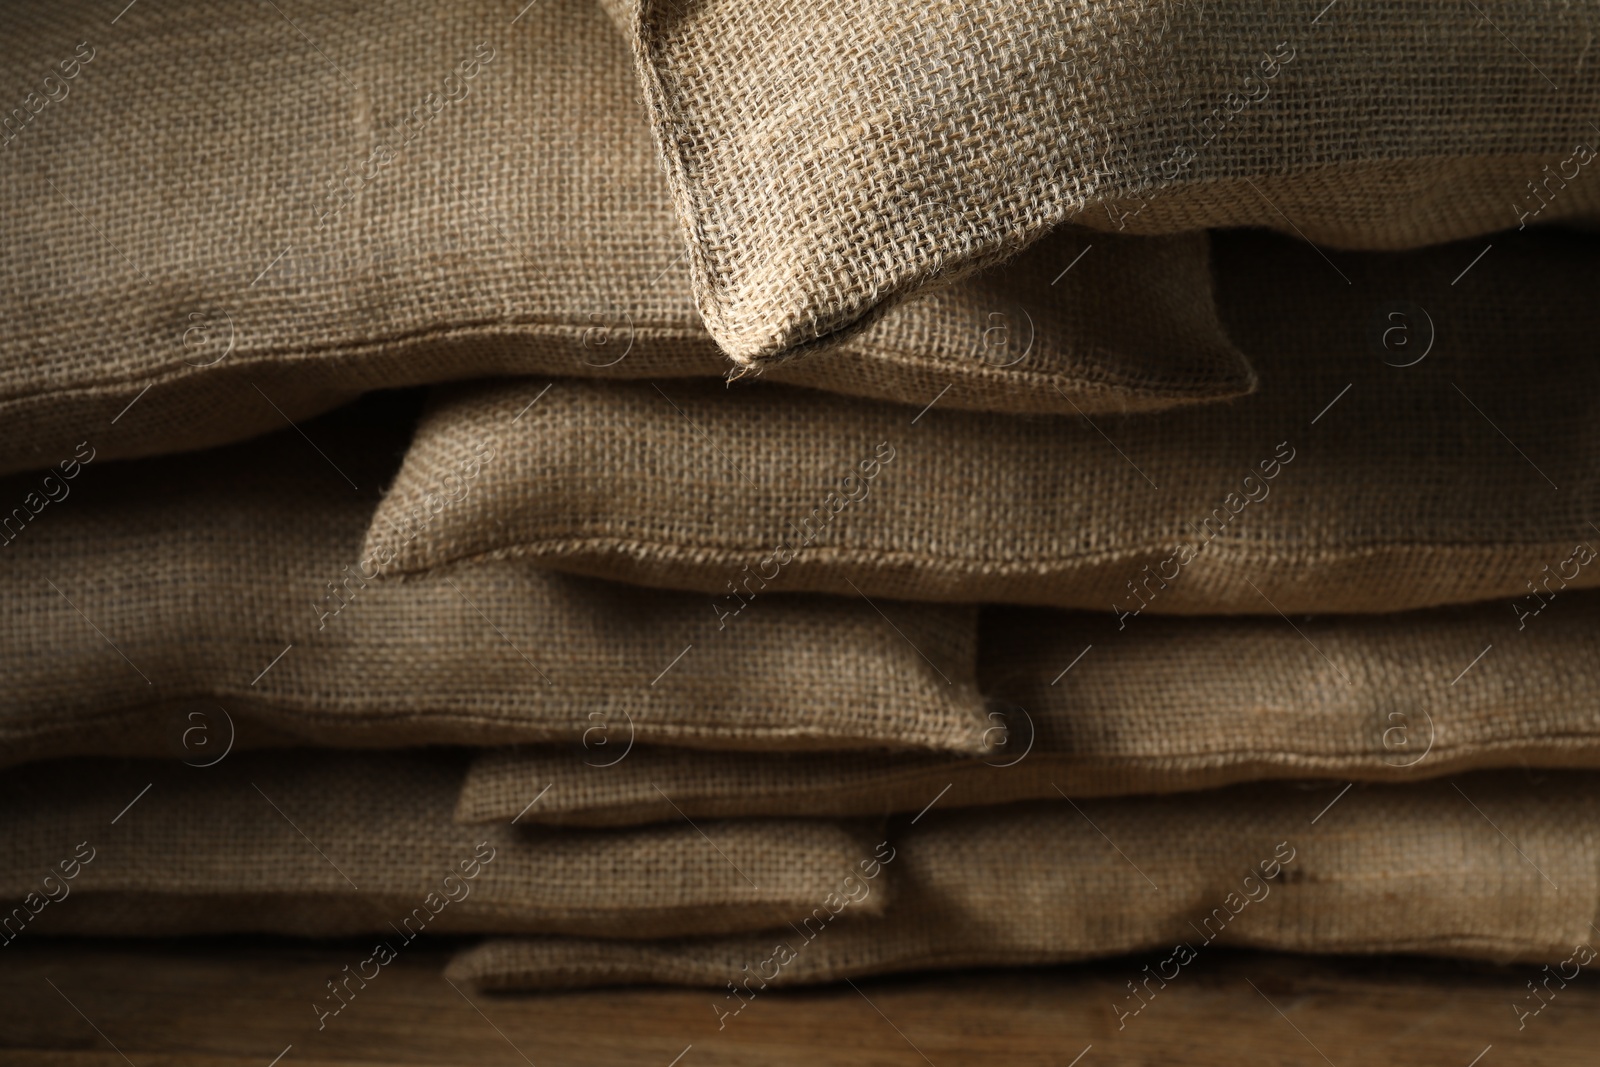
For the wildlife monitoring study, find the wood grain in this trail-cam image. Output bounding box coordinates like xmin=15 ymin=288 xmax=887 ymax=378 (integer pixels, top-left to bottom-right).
xmin=0 ymin=940 xmax=1593 ymax=1065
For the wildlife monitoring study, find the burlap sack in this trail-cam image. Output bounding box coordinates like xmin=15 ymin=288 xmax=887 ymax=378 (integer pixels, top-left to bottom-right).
xmin=0 ymin=404 xmax=985 ymax=768
xmin=0 ymin=1 xmax=1249 ymax=479
xmin=760 ymin=227 xmax=1255 ymax=414
xmin=449 ymin=773 xmax=1600 ymax=989
xmin=0 ymin=749 xmax=882 ymax=940
xmin=458 ymin=596 xmax=1600 ymax=825
xmin=604 ymin=0 xmax=1600 ymax=361
xmin=371 ymin=228 xmax=1600 ymax=613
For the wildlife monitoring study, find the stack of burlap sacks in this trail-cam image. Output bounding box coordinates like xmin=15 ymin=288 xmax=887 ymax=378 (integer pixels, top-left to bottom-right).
xmin=5 ymin=0 xmax=1600 ymax=1001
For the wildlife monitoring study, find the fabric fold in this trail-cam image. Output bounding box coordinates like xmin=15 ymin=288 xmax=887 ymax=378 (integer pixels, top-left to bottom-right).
xmin=1 ymin=403 xmax=987 ymax=768
xmin=369 ymin=229 xmax=1600 ymax=614
xmin=449 ymin=773 xmax=1600 ymax=990
xmin=0 ymin=0 xmax=1252 ymax=478
xmin=605 ymin=0 xmax=1600 ymax=360
xmin=0 ymin=749 xmax=885 ymax=940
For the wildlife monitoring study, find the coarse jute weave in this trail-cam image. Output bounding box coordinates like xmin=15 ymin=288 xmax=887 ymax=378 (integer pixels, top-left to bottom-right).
xmin=0 ymin=405 xmax=986 ymax=767
xmin=0 ymin=1 xmax=1249 ymax=479
xmin=449 ymin=772 xmax=1600 ymax=989
xmin=457 ymin=597 xmax=1600 ymax=825
xmin=603 ymin=0 xmax=1600 ymax=361
xmin=0 ymin=749 xmax=882 ymax=939
xmin=371 ymin=229 xmax=1600 ymax=613
xmin=759 ymin=226 xmax=1256 ymax=413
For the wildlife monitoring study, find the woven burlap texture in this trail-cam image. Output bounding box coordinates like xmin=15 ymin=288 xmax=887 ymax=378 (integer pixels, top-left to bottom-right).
xmin=0 ymin=749 xmax=881 ymax=939
xmin=450 ymin=772 xmax=1600 ymax=988
xmin=606 ymin=0 xmax=1600 ymax=360
xmin=456 ymin=595 xmax=1600 ymax=825
xmin=0 ymin=1 xmax=1252 ymax=479
xmin=371 ymin=229 xmax=1600 ymax=613
xmin=0 ymin=410 xmax=986 ymax=767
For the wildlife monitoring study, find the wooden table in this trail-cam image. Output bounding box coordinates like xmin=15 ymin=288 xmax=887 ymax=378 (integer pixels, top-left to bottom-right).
xmin=1 ymin=940 xmax=1590 ymax=1065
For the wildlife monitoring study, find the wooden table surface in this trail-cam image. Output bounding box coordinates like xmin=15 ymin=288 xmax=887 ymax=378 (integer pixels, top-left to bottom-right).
xmin=1 ymin=940 xmax=1591 ymax=1065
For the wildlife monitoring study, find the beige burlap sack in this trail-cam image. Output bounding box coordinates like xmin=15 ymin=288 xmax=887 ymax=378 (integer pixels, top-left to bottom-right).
xmin=760 ymin=227 xmax=1256 ymax=415
xmin=458 ymin=596 xmax=1600 ymax=825
xmin=0 ymin=406 xmax=985 ymax=768
xmin=603 ymin=0 xmax=1600 ymax=361
xmin=0 ymin=2 xmax=1249 ymax=479
xmin=0 ymin=749 xmax=882 ymax=941
xmin=371 ymin=229 xmax=1600 ymax=613
xmin=450 ymin=773 xmax=1600 ymax=990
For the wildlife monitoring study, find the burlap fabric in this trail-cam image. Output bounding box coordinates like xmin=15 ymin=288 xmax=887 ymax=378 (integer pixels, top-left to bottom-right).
xmin=0 ymin=407 xmax=986 ymax=768
xmin=458 ymin=597 xmax=1600 ymax=825
xmin=450 ymin=773 xmax=1600 ymax=989
xmin=759 ymin=227 xmax=1256 ymax=414
xmin=372 ymin=229 xmax=1600 ymax=613
xmin=0 ymin=2 xmax=1250 ymax=479
xmin=604 ymin=0 xmax=1600 ymax=361
xmin=0 ymin=749 xmax=881 ymax=939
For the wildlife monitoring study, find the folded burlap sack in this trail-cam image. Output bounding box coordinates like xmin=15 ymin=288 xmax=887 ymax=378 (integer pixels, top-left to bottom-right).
xmin=450 ymin=772 xmax=1600 ymax=989
xmin=458 ymin=596 xmax=1600 ymax=825
xmin=371 ymin=228 xmax=1600 ymax=613
xmin=0 ymin=405 xmax=985 ymax=768
xmin=602 ymin=0 xmax=1600 ymax=361
xmin=0 ymin=749 xmax=883 ymax=940
xmin=0 ymin=0 xmax=1250 ymax=478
